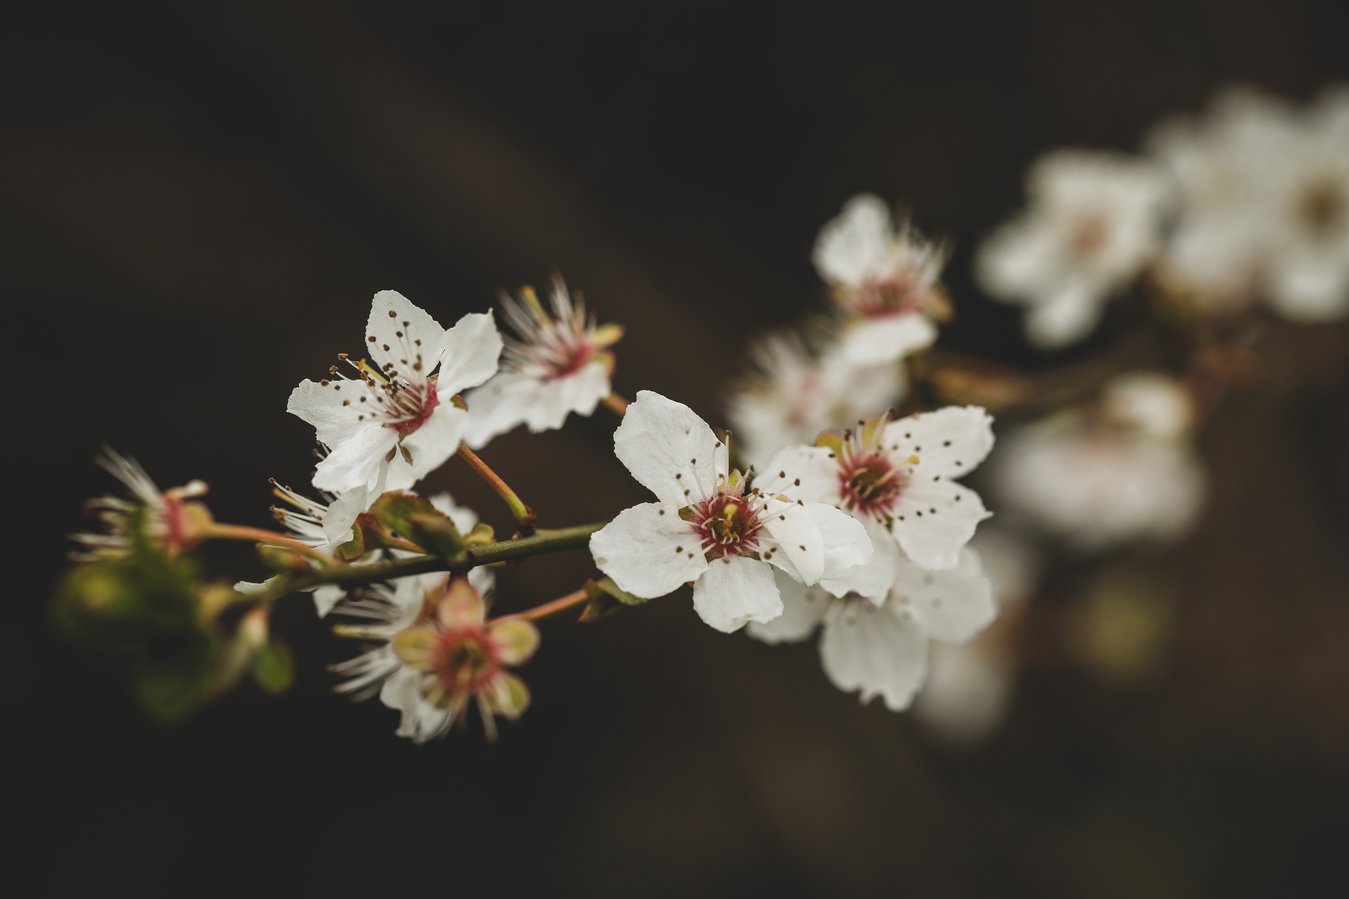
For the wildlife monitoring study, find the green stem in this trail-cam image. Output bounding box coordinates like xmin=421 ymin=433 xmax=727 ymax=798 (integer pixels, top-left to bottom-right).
xmin=284 ymin=521 xmax=605 ymax=593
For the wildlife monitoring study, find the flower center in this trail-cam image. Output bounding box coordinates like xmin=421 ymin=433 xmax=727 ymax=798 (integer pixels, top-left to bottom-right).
xmin=1068 ymin=214 xmax=1109 ymax=259
xmin=538 ymin=338 xmax=595 ymax=381
xmin=1297 ymin=179 xmax=1344 ymax=237
xmin=853 ymin=273 xmax=926 ymax=318
xmin=388 ymin=381 xmax=440 ymax=436
xmin=430 ymin=628 xmax=501 ymax=695
xmin=839 ymin=451 xmax=907 ymax=517
xmin=689 ymin=494 xmax=763 ymax=560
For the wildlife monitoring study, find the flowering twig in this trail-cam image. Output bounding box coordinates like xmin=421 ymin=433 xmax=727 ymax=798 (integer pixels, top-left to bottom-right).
xmin=286 ymin=522 xmax=605 ymax=594
xmin=456 ymin=444 xmax=536 ymax=535
xmin=205 ymin=523 xmax=337 ymax=567
xmin=489 ymin=586 xmax=591 ymax=624
xmin=601 ymin=392 xmax=629 ymax=417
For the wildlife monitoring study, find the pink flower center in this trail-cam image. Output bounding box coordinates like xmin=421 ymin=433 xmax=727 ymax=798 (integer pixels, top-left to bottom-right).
xmin=839 ymin=451 xmax=907 ymax=518
xmin=430 ymin=627 xmax=502 ymax=695
xmin=539 ymin=339 xmax=595 ymax=382
xmin=689 ymin=494 xmax=763 ymax=560
xmin=388 ymin=381 xmax=440 ymax=437
xmin=853 ymin=273 xmax=927 ymax=319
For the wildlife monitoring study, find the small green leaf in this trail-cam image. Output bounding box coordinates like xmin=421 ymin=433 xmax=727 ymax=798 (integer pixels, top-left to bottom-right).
xmin=251 ymin=640 xmax=295 ymax=695
xmin=361 ymin=492 xmax=466 ymax=560
xmin=578 ymin=578 xmax=648 ymax=623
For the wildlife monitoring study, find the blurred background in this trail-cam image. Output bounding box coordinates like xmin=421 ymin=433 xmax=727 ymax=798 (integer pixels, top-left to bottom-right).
xmin=7 ymin=1 xmax=1349 ymax=896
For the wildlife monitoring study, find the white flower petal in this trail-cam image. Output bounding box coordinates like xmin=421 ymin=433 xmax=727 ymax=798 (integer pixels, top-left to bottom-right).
xmin=746 ymin=572 xmax=829 ymax=644
xmin=523 ymin=362 xmax=610 ymax=431
xmin=313 ymin=425 xmax=398 ymax=494
xmin=365 ymin=290 xmax=447 ymax=375
xmin=613 ymin=391 xmax=727 ymax=508
xmin=892 ymin=479 xmax=990 ymax=570
xmin=820 ymin=516 xmax=902 ymax=603
xmin=885 ymin=406 xmax=995 ymax=479
xmin=761 ymin=499 xmax=825 ymax=585
xmin=322 ymin=487 xmax=371 ymax=551
xmin=760 ymin=445 xmax=843 ymax=505
xmin=385 ymin=404 xmax=468 ymax=490
xmin=838 ymin=315 xmax=938 ymax=366
xmin=590 ymin=502 xmax=708 ymax=598
xmin=311 ymin=584 xmax=347 ymax=618
xmin=380 ymin=668 xmax=454 ymax=744
xmin=808 ymin=502 xmax=872 ymax=581
xmin=461 ymin=373 xmax=542 ymax=449
xmin=814 ymin=194 xmax=893 ymax=286
xmin=286 ymin=379 xmax=365 ymax=447
xmin=691 ymin=554 xmax=782 ymax=633
xmin=891 ymin=548 xmax=996 ymax=644
xmin=819 ymin=600 xmax=929 ymax=711
xmin=1024 ymin=282 xmax=1105 ymax=349
xmin=435 ymin=311 xmax=504 ymax=396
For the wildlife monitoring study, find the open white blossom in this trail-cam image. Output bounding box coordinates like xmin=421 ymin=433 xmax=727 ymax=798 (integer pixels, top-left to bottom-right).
xmin=913 ymin=527 xmax=1040 ymax=743
xmin=977 ymin=151 xmax=1170 ymax=348
xmin=992 ymin=374 xmax=1205 ymax=551
xmin=589 ymin=391 xmax=872 ymax=633
xmin=287 ymin=291 xmax=502 ymax=495
xmin=764 ymin=407 xmax=994 ymax=602
xmin=1150 ymin=86 xmax=1349 ymax=320
xmin=464 ymin=275 xmax=621 ymax=448
xmin=726 ymin=331 xmax=906 ymax=471
xmin=813 ymin=195 xmax=950 ymax=365
xmin=748 ymin=548 xmax=995 ymax=711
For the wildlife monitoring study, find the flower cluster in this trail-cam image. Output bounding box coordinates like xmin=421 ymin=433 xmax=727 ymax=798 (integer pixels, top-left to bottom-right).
xmin=979 ymin=85 xmax=1349 ymax=347
xmin=54 ymin=81 xmax=1346 ymax=748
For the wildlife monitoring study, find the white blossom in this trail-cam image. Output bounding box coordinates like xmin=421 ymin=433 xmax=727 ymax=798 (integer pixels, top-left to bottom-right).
xmin=991 ymin=374 xmax=1205 ymax=551
xmin=1149 ymin=86 xmax=1349 ymax=320
xmin=813 ymin=195 xmax=950 ymax=365
xmin=287 ymin=291 xmax=502 ymax=495
xmin=589 ymin=391 xmax=872 ymax=633
xmin=977 ymin=150 xmax=1170 ymax=348
xmin=764 ymin=407 xmax=994 ymax=602
xmin=464 ymin=275 xmax=621 ymax=448
xmin=748 ymin=549 xmax=996 ymax=711
xmin=726 ymin=331 xmax=906 ymax=471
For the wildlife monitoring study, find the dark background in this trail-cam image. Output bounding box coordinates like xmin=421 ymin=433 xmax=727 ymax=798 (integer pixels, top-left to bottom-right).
xmin=8 ymin=2 xmax=1349 ymax=896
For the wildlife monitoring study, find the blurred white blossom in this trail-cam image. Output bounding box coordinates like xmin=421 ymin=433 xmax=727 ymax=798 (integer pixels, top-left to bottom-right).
xmin=992 ymin=373 xmax=1205 ymax=551
xmin=813 ymin=195 xmax=950 ymax=364
xmin=1149 ymin=86 xmax=1349 ymax=320
xmin=977 ymin=151 xmax=1170 ymax=349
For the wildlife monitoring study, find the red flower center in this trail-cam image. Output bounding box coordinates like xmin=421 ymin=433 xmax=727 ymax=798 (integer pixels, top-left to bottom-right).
xmin=430 ymin=627 xmax=502 ymax=695
xmin=389 ymin=381 xmax=440 ymax=437
xmin=839 ymin=451 xmax=907 ymax=518
xmin=690 ymin=494 xmax=763 ymax=560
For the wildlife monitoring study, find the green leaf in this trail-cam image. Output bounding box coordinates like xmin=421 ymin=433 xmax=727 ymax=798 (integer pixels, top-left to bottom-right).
xmin=578 ymin=578 xmax=648 ymax=623
xmin=360 ymin=491 xmax=466 ymax=560
xmin=251 ymin=640 xmax=296 ymax=695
